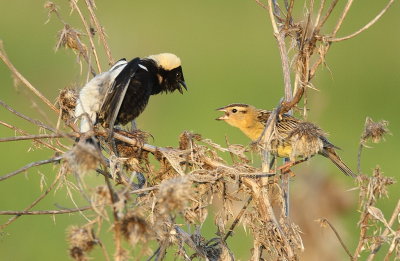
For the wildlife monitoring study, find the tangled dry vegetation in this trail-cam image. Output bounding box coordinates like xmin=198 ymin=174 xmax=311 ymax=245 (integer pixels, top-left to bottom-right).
xmin=0 ymin=1 xmax=398 ymax=260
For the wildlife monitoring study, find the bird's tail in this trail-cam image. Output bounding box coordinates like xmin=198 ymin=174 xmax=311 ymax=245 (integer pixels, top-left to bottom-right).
xmin=320 ymin=148 xmax=357 ymax=178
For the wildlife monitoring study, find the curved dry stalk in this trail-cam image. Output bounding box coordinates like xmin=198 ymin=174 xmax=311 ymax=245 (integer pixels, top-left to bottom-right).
xmin=70 ymin=0 xmax=102 ymax=73
xmin=329 ymin=0 xmax=395 ymax=42
xmin=314 ymin=0 xmax=339 ymax=33
xmin=0 ymin=157 xmax=62 ymax=182
xmin=0 ymin=206 xmax=91 ymax=215
xmin=0 ymin=42 xmax=59 ymax=114
xmin=332 ymin=0 xmax=354 ymax=35
xmin=84 ymin=0 xmax=114 ymax=65
xmin=0 ymin=100 xmax=57 ymax=133
xmin=319 ymin=218 xmax=353 ymax=260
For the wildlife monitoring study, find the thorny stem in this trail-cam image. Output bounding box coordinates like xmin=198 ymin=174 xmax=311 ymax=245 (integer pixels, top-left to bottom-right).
xmin=0 ymin=41 xmax=59 ymax=114
xmin=70 ymin=0 xmax=102 ymax=73
xmin=320 ymin=218 xmax=353 ymax=260
xmin=84 ymin=0 xmax=114 ymax=65
xmin=102 ymin=170 xmax=123 ymax=261
xmin=243 ymin=177 xmax=296 ymax=258
xmin=0 ymin=206 xmax=92 ymax=215
xmin=223 ymin=196 xmax=253 ymax=242
xmin=0 ymin=171 xmax=63 ymax=229
xmin=0 ymin=157 xmax=62 ymax=182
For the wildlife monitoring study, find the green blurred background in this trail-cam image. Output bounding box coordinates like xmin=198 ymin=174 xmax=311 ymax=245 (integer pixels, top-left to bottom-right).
xmin=0 ymin=1 xmax=399 ymax=260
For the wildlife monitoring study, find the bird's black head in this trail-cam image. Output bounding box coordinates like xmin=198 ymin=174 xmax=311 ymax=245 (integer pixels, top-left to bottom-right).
xmin=148 ymin=53 xmax=187 ymax=94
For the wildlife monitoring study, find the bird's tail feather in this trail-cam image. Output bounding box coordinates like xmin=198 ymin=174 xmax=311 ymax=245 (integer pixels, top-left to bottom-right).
xmin=320 ymin=148 xmax=357 ymax=178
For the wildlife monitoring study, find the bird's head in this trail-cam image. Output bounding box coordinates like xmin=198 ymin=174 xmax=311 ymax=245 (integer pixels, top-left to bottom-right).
xmin=216 ymin=104 xmax=258 ymax=129
xmin=148 ymin=53 xmax=187 ymax=94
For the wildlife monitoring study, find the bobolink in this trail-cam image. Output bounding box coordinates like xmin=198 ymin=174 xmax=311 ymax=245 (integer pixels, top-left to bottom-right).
xmin=216 ymin=103 xmax=356 ymax=177
xmin=75 ymin=53 xmax=187 ymax=133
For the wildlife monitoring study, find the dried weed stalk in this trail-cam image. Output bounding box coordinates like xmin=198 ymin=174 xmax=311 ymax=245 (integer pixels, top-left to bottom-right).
xmin=0 ymin=1 xmax=398 ymax=261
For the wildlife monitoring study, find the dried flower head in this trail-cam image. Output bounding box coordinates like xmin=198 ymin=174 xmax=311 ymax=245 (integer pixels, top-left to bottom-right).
xmin=69 ymin=246 xmax=86 ymax=261
xmin=67 ymin=226 xmax=96 ymax=261
xmin=57 ymin=88 xmax=77 ymax=123
xmin=361 ymin=117 xmax=390 ymax=144
xmin=56 ymin=24 xmax=87 ymax=54
xmin=179 ymin=131 xmax=202 ymax=150
xmin=157 ymin=177 xmax=192 ymax=214
xmin=121 ymin=211 xmax=151 ymax=246
xmin=64 ymin=141 xmax=101 ymax=174
xmin=288 ymin=122 xmax=325 ymax=159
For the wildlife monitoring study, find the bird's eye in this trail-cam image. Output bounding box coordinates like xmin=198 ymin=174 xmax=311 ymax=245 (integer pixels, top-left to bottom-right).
xmin=232 ymin=109 xmax=237 ymax=113
xmin=176 ymin=72 xmax=181 ymax=77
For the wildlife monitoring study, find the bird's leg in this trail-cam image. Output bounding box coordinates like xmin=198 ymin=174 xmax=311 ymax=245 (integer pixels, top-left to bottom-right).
xmin=269 ymin=156 xmax=276 ymax=170
xmin=277 ymin=155 xmax=315 ymax=173
xmin=130 ymin=120 xmax=137 ymax=131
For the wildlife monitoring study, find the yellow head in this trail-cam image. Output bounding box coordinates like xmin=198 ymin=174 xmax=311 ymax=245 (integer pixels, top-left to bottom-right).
xmin=216 ymin=104 xmax=265 ymax=141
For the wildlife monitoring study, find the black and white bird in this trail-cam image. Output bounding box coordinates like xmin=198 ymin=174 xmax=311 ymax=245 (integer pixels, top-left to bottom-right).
xmin=75 ymin=53 xmax=187 ymax=133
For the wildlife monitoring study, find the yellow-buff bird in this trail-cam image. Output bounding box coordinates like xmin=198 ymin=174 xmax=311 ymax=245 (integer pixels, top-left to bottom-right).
xmin=216 ymin=103 xmax=356 ymax=177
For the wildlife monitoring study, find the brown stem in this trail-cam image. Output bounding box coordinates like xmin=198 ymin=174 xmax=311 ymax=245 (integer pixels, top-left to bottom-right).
xmin=0 ymin=100 xmax=57 ymax=133
xmin=329 ymin=0 xmax=395 ymax=42
xmin=0 ymin=120 xmax=64 ymax=153
xmin=320 ymin=218 xmax=353 ymax=260
xmin=0 ymin=206 xmax=92 ymax=215
xmin=0 ymin=133 xmax=77 ymax=142
xmin=84 ymin=0 xmax=114 ymax=65
xmin=0 ymin=157 xmax=62 ymax=182
xmin=223 ymin=196 xmax=253 ymax=242
xmin=0 ymin=41 xmax=59 ymax=113
xmin=70 ymin=0 xmax=102 ymax=73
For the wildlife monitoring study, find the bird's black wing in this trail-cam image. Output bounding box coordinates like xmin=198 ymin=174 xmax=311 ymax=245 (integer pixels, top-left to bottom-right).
xmin=99 ymin=58 xmax=140 ymax=129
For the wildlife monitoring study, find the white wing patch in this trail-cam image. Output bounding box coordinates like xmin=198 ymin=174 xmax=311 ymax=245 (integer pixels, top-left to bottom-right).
xmin=75 ymin=60 xmax=127 ymax=133
xmin=138 ymin=64 xmax=148 ymax=71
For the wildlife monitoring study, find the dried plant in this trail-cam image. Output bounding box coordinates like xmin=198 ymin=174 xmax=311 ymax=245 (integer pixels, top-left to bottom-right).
xmin=0 ymin=1 xmax=398 ymax=261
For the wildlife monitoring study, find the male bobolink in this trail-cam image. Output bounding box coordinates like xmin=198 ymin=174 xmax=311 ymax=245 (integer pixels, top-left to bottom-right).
xmin=75 ymin=53 xmax=187 ymax=132
xmin=216 ymin=104 xmax=356 ymax=177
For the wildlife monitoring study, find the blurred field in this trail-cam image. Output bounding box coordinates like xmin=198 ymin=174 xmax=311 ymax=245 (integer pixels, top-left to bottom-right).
xmin=0 ymin=1 xmax=399 ymax=260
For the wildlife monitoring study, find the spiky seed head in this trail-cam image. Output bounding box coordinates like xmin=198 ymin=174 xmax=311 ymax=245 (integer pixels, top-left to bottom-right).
xmin=121 ymin=211 xmax=150 ymax=246
xmin=64 ymin=141 xmax=101 ymax=174
xmin=57 ymin=88 xmax=77 ymax=122
xmin=361 ymin=117 xmax=390 ymax=144
xmin=148 ymin=53 xmax=181 ymax=71
xmin=157 ymin=177 xmax=191 ymax=214
xmin=67 ymin=225 xmax=96 ymax=261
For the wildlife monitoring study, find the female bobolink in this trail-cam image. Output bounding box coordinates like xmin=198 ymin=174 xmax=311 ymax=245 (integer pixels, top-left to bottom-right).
xmin=75 ymin=53 xmax=187 ymax=133
xmin=216 ymin=103 xmax=356 ymax=177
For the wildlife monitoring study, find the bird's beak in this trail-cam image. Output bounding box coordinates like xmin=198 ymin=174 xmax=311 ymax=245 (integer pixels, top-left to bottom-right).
xmin=178 ymin=80 xmax=187 ymax=94
xmin=216 ymin=107 xmax=228 ymax=121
